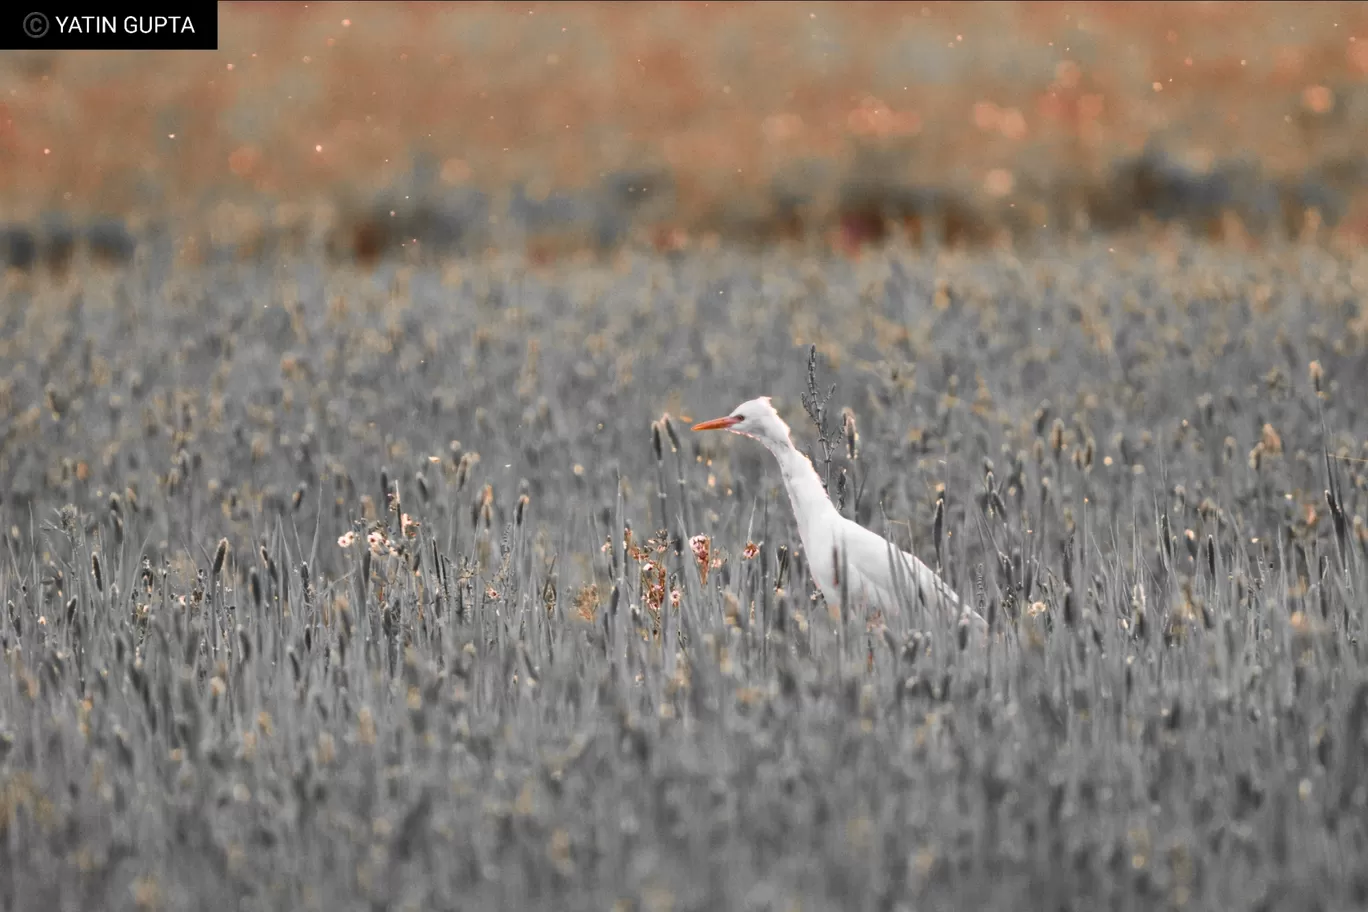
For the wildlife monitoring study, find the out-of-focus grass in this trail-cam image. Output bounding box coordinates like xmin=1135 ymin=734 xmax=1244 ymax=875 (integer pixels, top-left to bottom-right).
xmin=4 ymin=2 xmax=1368 ymax=258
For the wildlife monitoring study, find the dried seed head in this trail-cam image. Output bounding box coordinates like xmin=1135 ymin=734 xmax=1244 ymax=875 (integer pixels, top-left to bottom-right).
xmin=1260 ymin=423 xmax=1283 ymax=455
xmin=842 ymin=407 xmax=859 ymax=460
xmin=212 ymin=538 xmax=229 ymax=577
xmin=455 ymin=452 xmax=478 ymax=492
xmin=44 ymin=383 xmax=66 ymax=417
xmin=1034 ymin=401 xmax=1052 ymax=436
xmin=91 ymin=552 xmax=104 ymax=593
xmin=651 ymin=421 xmax=663 ymax=463
xmin=1309 ymin=360 xmax=1324 ymax=395
xmin=662 ymin=414 xmax=681 ymax=453
xmin=1049 ymin=418 xmax=1066 ymax=458
xmin=516 ymin=494 xmax=530 ymax=527
xmin=249 ymin=568 xmax=262 ymax=609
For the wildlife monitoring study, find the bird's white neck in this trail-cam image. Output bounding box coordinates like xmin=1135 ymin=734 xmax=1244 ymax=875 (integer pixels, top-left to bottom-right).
xmin=761 ymin=434 xmax=839 ymax=543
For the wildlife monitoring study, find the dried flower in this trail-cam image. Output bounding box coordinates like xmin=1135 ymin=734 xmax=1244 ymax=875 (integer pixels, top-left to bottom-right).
xmin=742 ymin=542 xmax=760 ymax=560
xmin=367 ymin=530 xmax=388 ymax=555
xmin=337 ymin=531 xmax=357 ymax=549
xmin=690 ymin=533 xmax=712 ymax=584
xmin=574 ymin=583 xmax=600 ymax=622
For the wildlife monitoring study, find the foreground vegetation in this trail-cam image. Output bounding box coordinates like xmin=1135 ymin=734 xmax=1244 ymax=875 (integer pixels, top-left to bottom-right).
xmin=3 ymin=239 xmax=1368 ymax=910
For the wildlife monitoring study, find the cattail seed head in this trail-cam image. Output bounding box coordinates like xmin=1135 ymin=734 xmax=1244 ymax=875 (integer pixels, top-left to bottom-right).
xmin=90 ymin=552 xmax=103 ymax=593
xmin=292 ymin=485 xmax=305 ymax=512
xmin=516 ymin=494 xmax=530 ymax=527
xmin=249 ymin=568 xmax=262 ymax=609
xmin=210 ymin=538 xmax=228 ymax=578
xmin=455 ymin=452 xmax=477 ymax=492
xmin=1034 ymin=401 xmax=1051 ymax=436
xmin=662 ymin=414 xmax=681 ymax=453
xmin=651 ymin=422 xmax=663 ymax=463
xmin=842 ymin=407 xmax=858 ymax=460
xmin=1049 ymin=418 xmax=1066 ymax=458
xmin=1310 ymin=360 xmax=1324 ymax=395
xmin=1260 ymin=423 xmax=1282 ymax=455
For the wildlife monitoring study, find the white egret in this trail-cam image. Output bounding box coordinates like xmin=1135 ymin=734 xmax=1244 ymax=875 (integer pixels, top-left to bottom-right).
xmin=692 ymin=396 xmax=986 ymax=631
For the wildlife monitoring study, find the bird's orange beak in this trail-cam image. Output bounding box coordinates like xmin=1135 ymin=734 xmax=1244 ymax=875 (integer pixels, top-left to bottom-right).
xmin=691 ymin=415 xmax=742 ymax=431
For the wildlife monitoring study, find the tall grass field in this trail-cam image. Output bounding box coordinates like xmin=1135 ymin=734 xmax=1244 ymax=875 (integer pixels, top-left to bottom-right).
xmin=4 ymin=240 xmax=1368 ymax=910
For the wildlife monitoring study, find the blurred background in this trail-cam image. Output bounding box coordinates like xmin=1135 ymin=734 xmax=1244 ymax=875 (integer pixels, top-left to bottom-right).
xmin=3 ymin=0 xmax=1368 ymax=266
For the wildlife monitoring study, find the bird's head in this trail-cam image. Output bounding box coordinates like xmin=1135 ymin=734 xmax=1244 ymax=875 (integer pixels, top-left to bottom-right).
xmin=691 ymin=396 xmax=793 ymax=449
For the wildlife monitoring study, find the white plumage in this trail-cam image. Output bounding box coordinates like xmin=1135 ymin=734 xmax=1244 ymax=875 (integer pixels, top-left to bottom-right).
xmin=693 ymin=396 xmax=985 ymax=630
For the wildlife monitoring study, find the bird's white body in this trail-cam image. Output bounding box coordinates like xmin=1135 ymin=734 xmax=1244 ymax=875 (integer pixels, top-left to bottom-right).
xmin=694 ymin=397 xmax=984 ymax=628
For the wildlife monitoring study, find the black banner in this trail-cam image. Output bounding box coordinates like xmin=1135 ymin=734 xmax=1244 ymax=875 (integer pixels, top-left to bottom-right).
xmin=2 ymin=1 xmax=218 ymax=50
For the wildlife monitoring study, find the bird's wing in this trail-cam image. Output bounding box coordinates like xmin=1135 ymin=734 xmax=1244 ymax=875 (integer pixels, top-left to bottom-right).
xmin=836 ymin=518 xmax=960 ymax=612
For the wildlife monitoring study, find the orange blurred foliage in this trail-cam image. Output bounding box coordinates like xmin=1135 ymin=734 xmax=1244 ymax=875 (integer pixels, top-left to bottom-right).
xmin=0 ymin=1 xmax=1364 ymax=249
